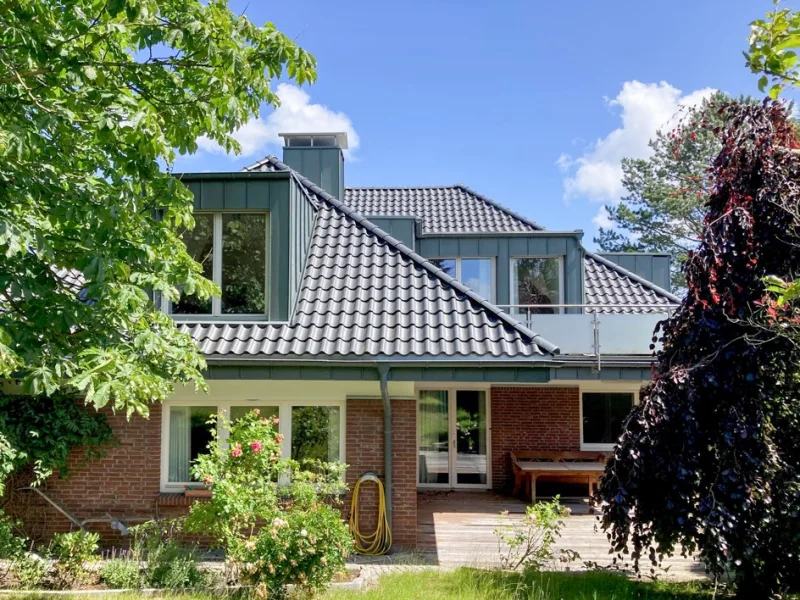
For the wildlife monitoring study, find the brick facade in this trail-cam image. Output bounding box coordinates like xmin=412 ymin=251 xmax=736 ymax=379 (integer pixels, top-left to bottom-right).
xmin=4 ymin=405 xmax=164 ymax=545
xmin=490 ymin=386 xmax=581 ymax=491
xmin=4 ymin=384 xmax=582 ymax=550
xmin=344 ymin=398 xmax=417 ymax=549
xmin=6 ymin=395 xmax=419 ymax=550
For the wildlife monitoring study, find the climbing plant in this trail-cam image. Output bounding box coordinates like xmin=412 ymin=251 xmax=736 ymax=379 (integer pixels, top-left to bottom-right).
xmin=598 ymin=99 xmax=800 ymax=599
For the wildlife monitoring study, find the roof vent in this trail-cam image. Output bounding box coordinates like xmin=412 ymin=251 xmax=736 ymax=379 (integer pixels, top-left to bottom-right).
xmin=279 ymin=132 xmax=348 ymax=149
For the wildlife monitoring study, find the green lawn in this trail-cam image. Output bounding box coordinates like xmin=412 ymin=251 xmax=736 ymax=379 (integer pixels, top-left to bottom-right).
xmin=321 ymin=569 xmax=717 ymax=600
xmin=0 ymin=569 xmax=729 ymax=600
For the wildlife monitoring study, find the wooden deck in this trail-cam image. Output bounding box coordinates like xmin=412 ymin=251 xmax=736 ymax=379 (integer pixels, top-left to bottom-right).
xmin=416 ymin=491 xmax=707 ymax=581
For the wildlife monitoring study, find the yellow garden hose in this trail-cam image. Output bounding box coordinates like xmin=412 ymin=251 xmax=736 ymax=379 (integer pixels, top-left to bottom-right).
xmin=349 ymin=472 xmax=392 ymax=555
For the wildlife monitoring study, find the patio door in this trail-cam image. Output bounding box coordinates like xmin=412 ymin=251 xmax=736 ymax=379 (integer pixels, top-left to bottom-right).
xmin=417 ymin=389 xmax=490 ymax=489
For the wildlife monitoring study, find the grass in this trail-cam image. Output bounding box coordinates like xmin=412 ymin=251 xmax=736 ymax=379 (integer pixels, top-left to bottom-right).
xmin=0 ymin=568 xmax=758 ymax=600
xmin=321 ymin=569 xmax=716 ymax=600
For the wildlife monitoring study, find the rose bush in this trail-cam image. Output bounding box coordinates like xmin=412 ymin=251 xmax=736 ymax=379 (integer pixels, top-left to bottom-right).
xmin=183 ymin=409 xmax=351 ymax=597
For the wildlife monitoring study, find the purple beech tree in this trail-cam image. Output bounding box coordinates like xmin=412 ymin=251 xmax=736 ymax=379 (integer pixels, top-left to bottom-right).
xmin=598 ymin=100 xmax=800 ymax=599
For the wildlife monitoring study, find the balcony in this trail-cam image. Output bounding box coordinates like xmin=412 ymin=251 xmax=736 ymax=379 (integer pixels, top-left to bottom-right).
xmin=497 ymin=304 xmax=678 ymax=358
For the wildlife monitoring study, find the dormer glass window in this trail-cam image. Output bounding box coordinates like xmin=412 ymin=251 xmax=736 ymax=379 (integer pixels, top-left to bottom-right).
xmin=510 ymin=257 xmax=562 ymax=314
xmin=431 ymin=258 xmax=494 ymax=301
xmin=170 ymin=212 xmax=270 ymax=317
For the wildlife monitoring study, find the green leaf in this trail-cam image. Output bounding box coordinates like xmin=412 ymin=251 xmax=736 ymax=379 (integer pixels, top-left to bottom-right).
xmin=82 ymin=66 xmax=97 ymax=81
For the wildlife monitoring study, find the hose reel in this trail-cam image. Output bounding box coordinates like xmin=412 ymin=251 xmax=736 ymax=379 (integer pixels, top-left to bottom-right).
xmin=348 ymin=472 xmax=392 ymax=555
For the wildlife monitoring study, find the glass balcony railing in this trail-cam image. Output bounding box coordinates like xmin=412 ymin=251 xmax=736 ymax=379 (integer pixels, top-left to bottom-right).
xmin=496 ymin=304 xmax=679 ymax=363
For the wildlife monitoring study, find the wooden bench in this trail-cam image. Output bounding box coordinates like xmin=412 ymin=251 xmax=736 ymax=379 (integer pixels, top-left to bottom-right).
xmin=510 ymin=451 xmax=607 ymax=502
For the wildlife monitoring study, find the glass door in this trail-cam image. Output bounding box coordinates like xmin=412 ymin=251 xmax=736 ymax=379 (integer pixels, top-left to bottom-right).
xmin=418 ymin=389 xmax=489 ymax=488
xmin=454 ymin=390 xmax=488 ymax=486
xmin=418 ymin=390 xmax=450 ymax=485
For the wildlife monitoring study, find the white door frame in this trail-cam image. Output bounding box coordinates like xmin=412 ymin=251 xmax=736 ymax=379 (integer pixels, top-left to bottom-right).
xmin=415 ymin=385 xmax=492 ymax=490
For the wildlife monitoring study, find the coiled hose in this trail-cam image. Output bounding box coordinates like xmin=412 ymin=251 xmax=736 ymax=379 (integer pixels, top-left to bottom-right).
xmin=348 ymin=472 xmax=392 ymax=555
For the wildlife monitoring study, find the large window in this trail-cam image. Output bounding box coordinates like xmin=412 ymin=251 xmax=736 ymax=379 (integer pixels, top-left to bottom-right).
xmin=430 ymin=258 xmax=494 ymax=301
xmin=172 ymin=214 xmax=214 ymax=314
xmin=291 ymin=406 xmax=341 ymax=463
xmin=510 ymin=257 xmax=561 ymax=314
xmin=170 ymin=212 xmax=269 ymax=317
xmin=581 ymin=391 xmax=635 ymax=450
xmin=162 ymin=401 xmax=343 ymax=491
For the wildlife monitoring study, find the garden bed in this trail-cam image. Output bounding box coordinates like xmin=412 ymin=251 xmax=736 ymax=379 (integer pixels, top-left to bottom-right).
xmin=0 ymin=563 xmax=363 ymax=595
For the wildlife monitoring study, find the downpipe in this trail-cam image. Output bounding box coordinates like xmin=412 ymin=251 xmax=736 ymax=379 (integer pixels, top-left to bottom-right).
xmin=377 ymin=364 xmax=392 ymax=528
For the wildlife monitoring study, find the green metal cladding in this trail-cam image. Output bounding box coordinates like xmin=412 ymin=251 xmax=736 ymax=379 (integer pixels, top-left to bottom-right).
xmin=418 ymin=234 xmax=584 ymax=307
xmin=283 ymin=146 xmax=345 ymax=201
xmin=180 ymin=172 xmax=306 ymax=321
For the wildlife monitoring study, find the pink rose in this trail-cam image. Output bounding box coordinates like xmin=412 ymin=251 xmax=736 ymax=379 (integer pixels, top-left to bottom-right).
xmin=250 ymin=440 xmax=263 ymax=453
xmin=272 ymin=417 xmax=280 ymax=426
xmin=231 ymin=443 xmax=242 ymax=458
xmin=276 ymin=434 xmax=284 ymax=443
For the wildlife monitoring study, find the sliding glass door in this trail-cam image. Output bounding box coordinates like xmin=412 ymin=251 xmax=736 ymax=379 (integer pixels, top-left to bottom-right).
xmin=418 ymin=389 xmax=489 ymax=489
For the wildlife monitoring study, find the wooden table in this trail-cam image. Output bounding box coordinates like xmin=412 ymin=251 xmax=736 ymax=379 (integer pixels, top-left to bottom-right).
xmin=513 ymin=457 xmax=606 ymax=502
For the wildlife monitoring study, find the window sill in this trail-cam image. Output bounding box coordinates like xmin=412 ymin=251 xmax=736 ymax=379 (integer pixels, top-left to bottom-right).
xmin=157 ymin=492 xmax=210 ymax=507
xmin=580 ymin=444 xmax=615 ymax=452
xmin=168 ymin=315 xmax=287 ymax=324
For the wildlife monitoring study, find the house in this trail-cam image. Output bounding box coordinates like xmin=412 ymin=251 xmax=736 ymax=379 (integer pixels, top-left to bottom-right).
xmin=11 ymin=132 xmax=678 ymax=550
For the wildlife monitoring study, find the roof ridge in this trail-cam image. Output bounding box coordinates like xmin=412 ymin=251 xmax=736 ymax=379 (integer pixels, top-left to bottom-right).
xmin=584 ymin=251 xmax=681 ymax=303
xmin=261 ymin=155 xmax=560 ymax=355
xmin=453 ymin=183 xmax=545 ymax=231
xmin=242 ymin=155 xmax=279 ymax=171
xmin=345 ymin=185 xmax=460 ymax=191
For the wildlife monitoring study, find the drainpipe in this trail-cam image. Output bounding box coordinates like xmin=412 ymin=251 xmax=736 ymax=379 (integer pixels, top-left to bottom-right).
xmin=377 ymin=364 xmax=392 ymax=528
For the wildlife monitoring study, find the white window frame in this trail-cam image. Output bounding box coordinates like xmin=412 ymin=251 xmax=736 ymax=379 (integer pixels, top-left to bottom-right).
xmin=509 ymin=256 xmax=564 ymax=314
xmin=415 ymin=384 xmax=492 ymax=491
xmin=579 ymin=384 xmax=641 ymax=451
xmin=160 ymin=397 xmax=346 ymax=493
xmin=164 ymin=211 xmax=271 ymax=319
xmin=434 ymin=257 xmax=495 ymax=302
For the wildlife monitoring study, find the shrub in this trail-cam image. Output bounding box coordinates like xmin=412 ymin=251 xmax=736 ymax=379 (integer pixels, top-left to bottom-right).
xmin=129 ymin=519 xmax=210 ymax=590
xmin=494 ymin=497 xmax=578 ymax=571
xmin=0 ymin=510 xmax=25 ymax=560
xmin=49 ymin=530 xmax=99 ymax=588
xmin=184 ymin=409 xmax=352 ymax=596
xmin=101 ymin=558 xmax=141 ymax=589
xmin=11 ymin=553 xmax=47 ymax=589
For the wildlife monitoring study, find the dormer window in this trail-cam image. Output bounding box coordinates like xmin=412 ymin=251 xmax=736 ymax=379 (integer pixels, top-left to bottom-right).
xmin=431 ymin=258 xmax=494 ymax=301
xmin=170 ymin=212 xmax=270 ymax=317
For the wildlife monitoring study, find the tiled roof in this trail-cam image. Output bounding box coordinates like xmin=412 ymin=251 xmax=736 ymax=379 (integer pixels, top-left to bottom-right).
xmin=242 ymin=155 xmax=679 ymax=314
xmin=344 ymin=186 xmax=543 ymax=234
xmin=181 ymin=159 xmax=558 ymax=359
xmin=584 ymin=252 xmax=679 ymax=313
xmin=246 ymin=156 xmax=542 ymax=234
xmin=242 ymin=156 xmax=284 ymax=173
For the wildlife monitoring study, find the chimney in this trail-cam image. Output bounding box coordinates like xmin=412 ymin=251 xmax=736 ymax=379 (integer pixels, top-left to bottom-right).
xmin=279 ymin=132 xmax=347 ymax=200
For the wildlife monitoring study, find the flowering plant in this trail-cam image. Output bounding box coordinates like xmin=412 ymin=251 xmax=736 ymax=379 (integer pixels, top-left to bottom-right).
xmin=183 ymin=409 xmax=351 ymax=596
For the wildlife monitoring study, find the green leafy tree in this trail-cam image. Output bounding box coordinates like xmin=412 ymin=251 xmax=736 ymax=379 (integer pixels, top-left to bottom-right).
xmin=0 ymin=1 xmax=315 ymax=478
xmin=595 ymin=92 xmax=734 ymax=289
xmin=745 ymin=0 xmax=800 ymax=98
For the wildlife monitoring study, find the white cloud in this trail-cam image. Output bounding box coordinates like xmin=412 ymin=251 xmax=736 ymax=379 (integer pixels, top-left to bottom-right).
xmin=559 ymin=81 xmax=715 ymax=205
xmin=196 ymin=83 xmax=360 ymax=160
xmin=592 ymin=206 xmax=613 ymax=229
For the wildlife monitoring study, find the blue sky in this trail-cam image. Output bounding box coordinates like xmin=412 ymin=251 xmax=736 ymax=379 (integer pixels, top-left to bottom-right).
xmin=175 ymin=0 xmax=793 ymax=248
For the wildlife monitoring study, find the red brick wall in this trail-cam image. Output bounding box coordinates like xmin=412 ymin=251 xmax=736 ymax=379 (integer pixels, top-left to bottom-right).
xmin=6 ymin=395 xmax=420 ymax=551
xmin=344 ymin=398 xmax=417 ymax=549
xmin=3 ymin=405 xmax=164 ymax=545
xmin=490 ymin=386 xmax=580 ymax=491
